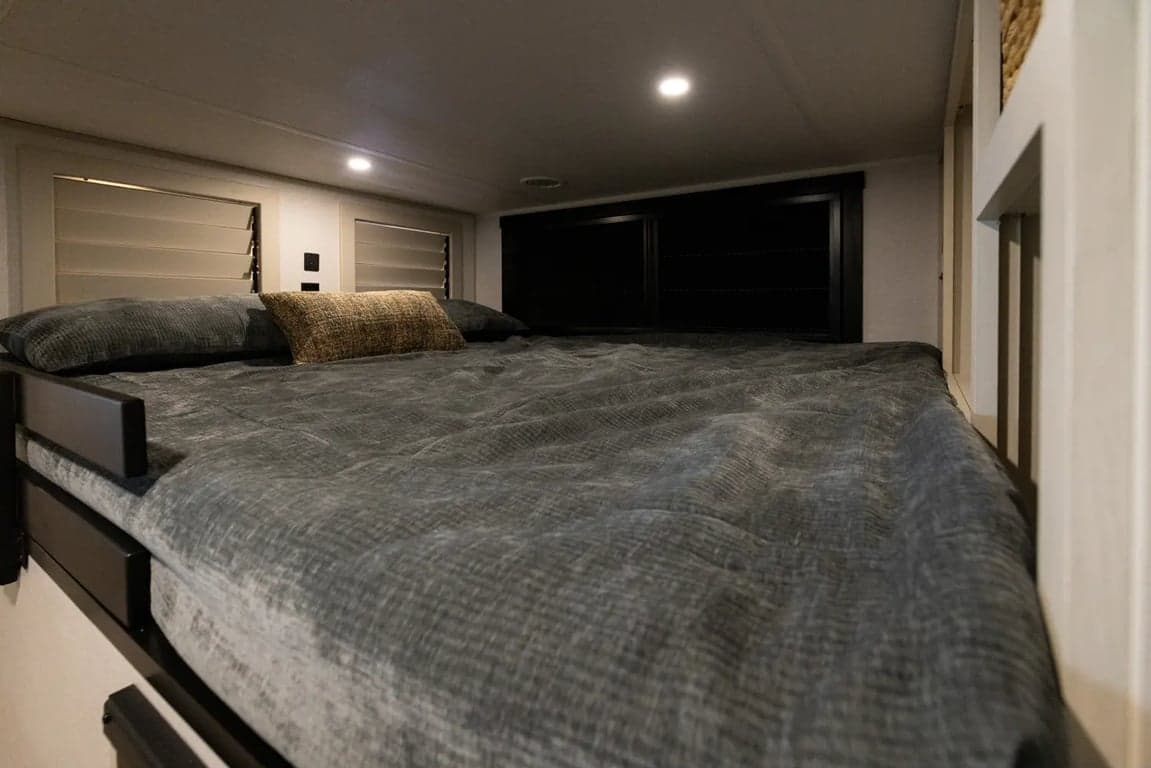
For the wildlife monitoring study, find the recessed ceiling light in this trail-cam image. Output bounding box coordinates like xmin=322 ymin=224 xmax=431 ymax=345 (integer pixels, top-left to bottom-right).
xmin=347 ymin=157 xmax=372 ymax=172
xmin=658 ymin=75 xmax=691 ymax=99
xmin=520 ymin=176 xmax=563 ymax=190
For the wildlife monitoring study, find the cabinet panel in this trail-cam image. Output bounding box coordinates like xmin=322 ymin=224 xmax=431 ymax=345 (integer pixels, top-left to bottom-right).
xmin=501 ymin=173 xmax=863 ymax=340
xmin=503 ymin=216 xmax=648 ymax=329
xmin=658 ymin=197 xmax=836 ymax=333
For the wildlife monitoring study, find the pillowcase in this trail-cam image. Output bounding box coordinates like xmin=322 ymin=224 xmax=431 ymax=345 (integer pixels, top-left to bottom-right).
xmin=0 ymin=294 xmax=290 ymax=374
xmin=438 ymin=299 xmax=528 ymax=341
xmin=259 ymin=290 xmax=466 ymax=364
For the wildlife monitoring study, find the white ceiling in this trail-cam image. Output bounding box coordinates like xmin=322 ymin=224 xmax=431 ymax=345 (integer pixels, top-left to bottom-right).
xmin=0 ymin=0 xmax=958 ymax=213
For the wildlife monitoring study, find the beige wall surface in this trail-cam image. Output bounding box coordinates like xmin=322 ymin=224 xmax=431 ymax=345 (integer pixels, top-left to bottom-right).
xmin=860 ymin=155 xmax=942 ymax=345
xmin=475 ymin=154 xmax=943 ymax=347
xmin=0 ymin=559 xmax=227 ymax=768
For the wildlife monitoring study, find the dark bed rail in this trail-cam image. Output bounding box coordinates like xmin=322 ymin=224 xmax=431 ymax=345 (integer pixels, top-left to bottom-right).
xmin=0 ymin=362 xmax=148 ymax=478
xmin=0 ymin=361 xmax=289 ymax=767
xmin=1 ymin=372 xmax=21 ymax=583
xmin=1 ymin=362 xmax=147 ymax=585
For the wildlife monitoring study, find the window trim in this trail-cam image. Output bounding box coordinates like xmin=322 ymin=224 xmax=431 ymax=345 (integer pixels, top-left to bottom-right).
xmin=338 ymin=198 xmax=473 ymax=299
xmin=18 ymin=148 xmax=280 ymax=311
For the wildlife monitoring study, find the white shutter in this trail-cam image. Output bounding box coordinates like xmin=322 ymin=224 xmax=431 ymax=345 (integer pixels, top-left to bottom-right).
xmin=354 ymin=220 xmax=447 ymax=298
xmin=53 ymin=177 xmax=257 ymax=303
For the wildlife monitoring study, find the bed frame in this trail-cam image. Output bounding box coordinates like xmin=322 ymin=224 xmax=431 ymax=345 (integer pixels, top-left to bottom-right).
xmin=0 ymin=352 xmax=1042 ymax=767
xmin=0 ymin=361 xmax=290 ymax=768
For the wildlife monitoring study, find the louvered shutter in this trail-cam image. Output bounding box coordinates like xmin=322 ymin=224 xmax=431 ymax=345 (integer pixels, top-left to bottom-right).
xmin=53 ymin=177 xmax=257 ymax=303
xmin=353 ymin=220 xmax=448 ymax=298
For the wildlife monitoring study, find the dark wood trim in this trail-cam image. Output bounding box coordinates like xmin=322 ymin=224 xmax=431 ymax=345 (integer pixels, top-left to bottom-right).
xmin=840 ymin=185 xmax=865 ymax=343
xmin=22 ymin=467 xmax=150 ymax=629
xmin=0 ymin=362 xmax=148 ymax=478
xmin=826 ymin=195 xmax=844 ymax=340
xmin=500 ymin=172 xmax=866 ymax=231
xmin=104 ymin=686 xmax=207 ymax=768
xmin=0 ymin=372 xmax=22 ymax=584
xmin=642 ymin=215 xmax=659 ymax=326
xmin=521 ymin=326 xmax=839 ymax=342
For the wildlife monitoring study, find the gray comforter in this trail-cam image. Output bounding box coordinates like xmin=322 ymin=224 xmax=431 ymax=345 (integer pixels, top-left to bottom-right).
xmin=25 ymin=334 xmax=1063 ymax=767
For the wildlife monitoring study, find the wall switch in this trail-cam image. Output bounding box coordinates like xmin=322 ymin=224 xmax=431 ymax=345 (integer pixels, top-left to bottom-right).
xmin=304 ymin=252 xmax=320 ymax=272
xmin=301 ymin=282 xmax=320 ymax=292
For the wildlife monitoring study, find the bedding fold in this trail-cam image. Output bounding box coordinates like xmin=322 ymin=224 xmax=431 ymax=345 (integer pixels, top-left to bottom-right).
xmin=25 ymin=334 xmax=1063 ymax=767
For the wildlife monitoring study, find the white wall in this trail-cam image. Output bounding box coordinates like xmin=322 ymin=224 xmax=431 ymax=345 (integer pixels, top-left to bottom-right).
xmin=957 ymin=0 xmax=1151 ymax=763
xmin=0 ymin=560 xmax=227 ymax=767
xmin=277 ymin=187 xmax=342 ymax=296
xmin=0 ymin=120 xmax=474 ymax=316
xmin=475 ymin=214 xmax=503 ymax=311
xmin=474 ymin=154 xmax=943 ymax=346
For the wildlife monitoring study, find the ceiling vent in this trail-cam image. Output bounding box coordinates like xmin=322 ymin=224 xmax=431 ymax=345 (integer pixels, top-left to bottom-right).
xmin=520 ymin=176 xmax=563 ymax=190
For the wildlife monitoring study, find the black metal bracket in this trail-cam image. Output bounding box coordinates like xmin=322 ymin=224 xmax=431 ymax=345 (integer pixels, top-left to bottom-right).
xmin=104 ymin=685 xmax=207 ymax=768
xmin=0 ymin=371 xmax=25 ymax=584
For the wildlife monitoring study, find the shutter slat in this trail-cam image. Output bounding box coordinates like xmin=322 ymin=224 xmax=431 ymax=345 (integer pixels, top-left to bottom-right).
xmin=56 ymin=178 xmax=254 ymax=229
xmin=354 ymin=221 xmax=446 ymax=251
xmin=57 ymin=242 xmax=251 ymax=280
xmin=352 ymin=220 xmax=447 ymax=294
xmin=353 ymin=243 xmax=446 ymax=270
xmin=56 ymin=209 xmax=253 ymax=254
xmin=51 ymin=178 xmax=261 ymax=305
xmin=353 ymin=263 xmax=445 ymax=290
xmin=56 ymin=274 xmax=252 ymax=303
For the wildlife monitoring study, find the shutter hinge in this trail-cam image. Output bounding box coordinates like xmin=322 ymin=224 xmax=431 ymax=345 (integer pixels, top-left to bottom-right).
xmin=248 ymin=207 xmax=262 ymax=293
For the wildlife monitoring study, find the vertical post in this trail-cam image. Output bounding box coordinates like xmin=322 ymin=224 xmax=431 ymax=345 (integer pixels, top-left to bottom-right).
xmin=0 ymin=371 xmax=23 ymax=584
xmin=1018 ymin=213 xmax=1039 ymax=480
xmin=997 ymin=214 xmax=1023 ymax=464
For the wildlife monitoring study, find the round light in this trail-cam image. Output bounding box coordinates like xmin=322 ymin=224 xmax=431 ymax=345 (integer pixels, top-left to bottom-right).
xmin=658 ymin=76 xmax=691 ymax=98
xmin=347 ymin=157 xmax=372 ymax=172
xmin=520 ymin=176 xmax=563 ymax=190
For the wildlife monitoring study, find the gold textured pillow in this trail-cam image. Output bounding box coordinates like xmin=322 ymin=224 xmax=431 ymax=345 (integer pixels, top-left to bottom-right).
xmin=259 ymin=290 xmax=465 ymax=364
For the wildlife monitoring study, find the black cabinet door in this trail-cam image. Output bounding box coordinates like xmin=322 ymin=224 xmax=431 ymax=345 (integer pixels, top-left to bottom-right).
xmin=658 ymin=194 xmax=839 ymax=335
xmin=501 ymin=173 xmax=863 ymax=341
xmin=502 ymin=215 xmax=651 ymax=330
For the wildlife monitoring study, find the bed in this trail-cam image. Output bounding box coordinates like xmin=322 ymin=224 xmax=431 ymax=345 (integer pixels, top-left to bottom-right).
xmin=1 ymin=306 xmax=1064 ymax=767
xmin=0 ymin=290 xmax=1063 ymax=768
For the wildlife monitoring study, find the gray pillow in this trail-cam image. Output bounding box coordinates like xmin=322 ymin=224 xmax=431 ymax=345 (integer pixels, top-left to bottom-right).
xmin=0 ymin=295 xmax=290 ymax=373
xmin=438 ymin=299 xmax=528 ymax=341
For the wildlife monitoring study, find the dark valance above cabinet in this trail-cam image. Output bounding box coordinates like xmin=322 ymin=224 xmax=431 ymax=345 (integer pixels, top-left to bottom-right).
xmin=501 ymin=172 xmax=864 ymax=342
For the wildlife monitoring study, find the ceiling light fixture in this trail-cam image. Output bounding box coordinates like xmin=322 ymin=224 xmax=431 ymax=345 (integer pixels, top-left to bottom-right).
xmin=347 ymin=157 xmax=372 ymax=172
xmin=657 ymin=75 xmax=692 ymax=99
xmin=520 ymin=176 xmax=563 ymax=190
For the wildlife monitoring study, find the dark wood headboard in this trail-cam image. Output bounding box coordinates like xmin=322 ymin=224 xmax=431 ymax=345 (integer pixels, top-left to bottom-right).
xmin=500 ymin=172 xmax=865 ymax=342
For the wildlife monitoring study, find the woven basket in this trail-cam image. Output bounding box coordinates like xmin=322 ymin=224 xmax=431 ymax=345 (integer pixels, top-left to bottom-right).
xmin=1001 ymin=0 xmax=1043 ymax=104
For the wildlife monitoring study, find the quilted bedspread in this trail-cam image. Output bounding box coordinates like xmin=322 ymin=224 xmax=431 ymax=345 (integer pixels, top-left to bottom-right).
xmin=26 ymin=334 xmax=1063 ymax=767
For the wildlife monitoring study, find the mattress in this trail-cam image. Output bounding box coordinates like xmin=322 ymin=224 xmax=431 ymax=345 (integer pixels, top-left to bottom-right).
xmin=24 ymin=334 xmax=1064 ymax=767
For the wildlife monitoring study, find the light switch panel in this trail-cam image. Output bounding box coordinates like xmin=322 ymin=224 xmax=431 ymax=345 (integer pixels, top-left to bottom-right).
xmin=304 ymin=252 xmax=320 ymax=272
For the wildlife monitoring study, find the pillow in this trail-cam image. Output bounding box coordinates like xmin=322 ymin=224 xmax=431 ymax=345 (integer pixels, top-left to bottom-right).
xmin=0 ymin=295 xmax=290 ymax=374
xmin=438 ymin=299 xmax=528 ymax=341
xmin=260 ymin=290 xmax=465 ymax=364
